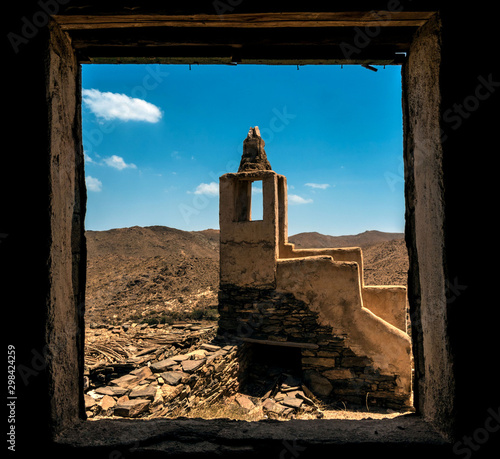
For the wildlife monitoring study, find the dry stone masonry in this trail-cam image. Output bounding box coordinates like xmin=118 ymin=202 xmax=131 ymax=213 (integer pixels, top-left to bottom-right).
xmin=84 ymin=324 xmax=244 ymax=419
xmin=84 ymin=322 xmax=323 ymax=420
xmin=218 ymin=127 xmax=413 ymax=409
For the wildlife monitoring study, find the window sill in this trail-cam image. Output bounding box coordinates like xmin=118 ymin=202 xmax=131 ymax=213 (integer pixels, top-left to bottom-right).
xmin=55 ymin=414 xmax=450 ymax=457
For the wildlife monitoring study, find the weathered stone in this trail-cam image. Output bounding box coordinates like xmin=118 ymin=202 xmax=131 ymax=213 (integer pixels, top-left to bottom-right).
xmin=181 ymin=358 xmax=206 ymax=373
xmin=99 ymin=395 xmax=116 ymax=411
xmin=111 ymin=366 xmax=153 ymax=388
xmin=200 ymin=343 xmax=220 ymax=352
xmin=94 ymin=386 xmax=116 ymax=396
xmin=283 ymin=390 xmax=302 ymax=399
xmin=341 ymin=356 xmax=371 ymax=367
xmin=150 ymin=358 xmax=176 ymax=372
xmin=161 ymin=371 xmax=188 ymax=386
xmin=161 ymin=384 xmax=184 ymax=402
xmin=130 ymin=366 xmax=153 ymax=378
xmin=235 ymin=394 xmax=255 ymax=411
xmin=116 ymin=394 xmax=129 ymax=404
xmin=316 ymin=350 xmax=340 ymax=358
xmin=114 ymin=399 xmax=150 ymax=417
xmin=281 ymin=396 xmax=303 ymax=409
xmin=186 ymin=349 xmax=207 ymax=359
xmin=304 ymin=370 xmax=333 ymax=397
xmin=302 ymin=357 xmax=337 ymax=367
xmin=322 ymin=368 xmax=353 ymax=380
xmin=262 ymin=399 xmax=286 ymax=415
xmin=109 ymin=386 xmax=129 ymax=396
xmin=129 ymin=385 xmax=157 ymax=400
xmin=109 ymin=374 xmax=139 ymax=388
xmin=150 ymin=387 xmax=164 ymax=410
xmin=84 ymin=394 xmax=96 ymax=409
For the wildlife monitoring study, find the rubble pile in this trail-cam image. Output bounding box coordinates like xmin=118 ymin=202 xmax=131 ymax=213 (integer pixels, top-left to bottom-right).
xmin=84 ymin=322 xmax=323 ymax=420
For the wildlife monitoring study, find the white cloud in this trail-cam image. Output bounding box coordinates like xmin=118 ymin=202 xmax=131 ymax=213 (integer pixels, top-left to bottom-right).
xmin=84 ymin=152 xmax=94 ymax=163
xmin=86 ymin=176 xmax=102 ymax=192
xmin=193 ymin=182 xmax=219 ymax=196
xmin=82 ymin=88 xmax=162 ymax=123
xmin=103 ymin=155 xmax=137 ymax=170
xmin=252 ymin=184 xmax=263 ymax=194
xmin=288 ymin=194 xmax=313 ymax=205
xmin=305 ymin=183 xmax=330 ymax=190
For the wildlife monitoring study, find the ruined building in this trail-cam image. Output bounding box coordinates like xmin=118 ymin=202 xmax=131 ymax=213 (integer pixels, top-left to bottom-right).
xmin=218 ymin=127 xmax=412 ymax=409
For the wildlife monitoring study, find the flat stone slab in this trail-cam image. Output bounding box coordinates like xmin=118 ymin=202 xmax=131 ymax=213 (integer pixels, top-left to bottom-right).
xmin=160 ymin=371 xmax=189 ymax=386
xmin=111 ymin=366 xmax=153 ymax=388
xmin=235 ymin=394 xmax=255 ymax=411
xmin=200 ymin=343 xmax=221 ymax=352
xmin=150 ymin=358 xmax=176 ymax=372
xmin=129 ymin=385 xmax=157 ymax=400
xmin=109 ymin=386 xmax=129 ymax=396
xmin=94 ymin=386 xmax=116 ymax=396
xmin=114 ymin=399 xmax=151 ymax=418
xmin=130 ymin=366 xmax=153 ymax=378
xmin=109 ymin=374 xmax=140 ymax=388
xmin=281 ymin=396 xmax=303 ymax=409
xmin=181 ymin=358 xmax=206 ymax=373
xmin=84 ymin=394 xmax=96 ymax=409
xmin=262 ymin=399 xmax=286 ymax=414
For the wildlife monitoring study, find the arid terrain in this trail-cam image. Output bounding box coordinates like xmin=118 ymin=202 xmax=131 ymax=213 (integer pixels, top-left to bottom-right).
xmin=86 ymin=226 xmax=408 ymax=327
xmin=84 ymin=226 xmax=410 ymax=421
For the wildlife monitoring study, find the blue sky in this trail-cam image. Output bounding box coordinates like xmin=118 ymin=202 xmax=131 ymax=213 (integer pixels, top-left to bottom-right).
xmin=82 ymin=64 xmax=405 ymax=236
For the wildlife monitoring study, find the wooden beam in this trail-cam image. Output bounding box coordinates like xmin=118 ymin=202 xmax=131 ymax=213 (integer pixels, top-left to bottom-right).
xmin=69 ymin=26 xmax=413 ymax=64
xmin=75 ymin=44 xmax=406 ymax=66
xmin=53 ymin=11 xmax=435 ymax=30
xmin=68 ymin=26 xmax=416 ymax=49
xmin=239 ymin=337 xmax=319 ymax=349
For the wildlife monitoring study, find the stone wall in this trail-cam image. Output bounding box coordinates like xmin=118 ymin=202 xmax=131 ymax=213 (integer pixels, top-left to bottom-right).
xmin=218 ymin=285 xmax=411 ymax=409
xmin=85 ymin=342 xmax=243 ymax=419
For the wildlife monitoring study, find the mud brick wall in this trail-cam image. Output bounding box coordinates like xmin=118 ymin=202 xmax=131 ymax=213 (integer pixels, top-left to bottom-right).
xmin=218 ymin=286 xmax=410 ymax=409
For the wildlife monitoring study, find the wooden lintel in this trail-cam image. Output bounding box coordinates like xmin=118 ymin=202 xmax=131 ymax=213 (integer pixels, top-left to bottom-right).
xmin=53 ymin=11 xmax=435 ymax=30
xmin=68 ymin=25 xmax=416 ymax=48
xmin=239 ymin=337 xmax=319 ymax=349
xmin=76 ymin=45 xmax=406 ymax=66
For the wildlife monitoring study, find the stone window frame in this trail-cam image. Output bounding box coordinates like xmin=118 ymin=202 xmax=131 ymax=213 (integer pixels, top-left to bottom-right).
xmin=20 ymin=8 xmax=458 ymax=455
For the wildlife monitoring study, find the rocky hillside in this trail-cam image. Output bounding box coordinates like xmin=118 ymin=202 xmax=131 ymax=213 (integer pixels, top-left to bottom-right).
xmin=288 ymin=230 xmax=404 ymax=249
xmin=85 ymin=226 xmax=220 ymax=326
xmin=85 ymin=226 xmax=408 ymax=326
